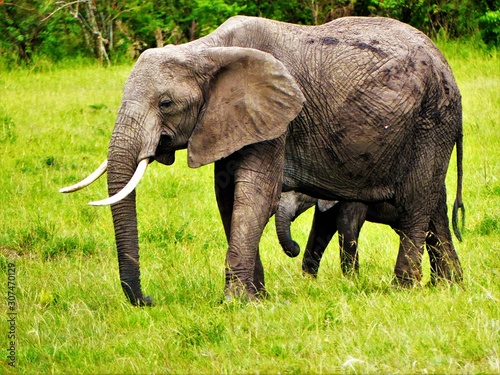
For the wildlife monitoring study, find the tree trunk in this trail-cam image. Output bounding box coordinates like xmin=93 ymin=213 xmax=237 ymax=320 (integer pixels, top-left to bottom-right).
xmin=154 ymin=28 xmax=164 ymax=47
xmin=86 ymin=0 xmax=110 ymax=66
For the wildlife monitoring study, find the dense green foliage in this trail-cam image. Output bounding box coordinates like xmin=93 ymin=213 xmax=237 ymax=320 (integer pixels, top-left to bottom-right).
xmin=0 ymin=41 xmax=499 ymax=373
xmin=0 ymin=0 xmax=499 ymax=66
xmin=479 ymin=9 xmax=500 ymax=45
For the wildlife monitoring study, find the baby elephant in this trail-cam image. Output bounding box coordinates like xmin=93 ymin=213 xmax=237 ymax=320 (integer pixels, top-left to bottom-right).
xmin=276 ymin=191 xmax=453 ymax=281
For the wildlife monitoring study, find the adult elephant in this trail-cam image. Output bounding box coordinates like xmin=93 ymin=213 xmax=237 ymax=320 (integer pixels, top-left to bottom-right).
xmin=61 ymin=16 xmax=464 ymax=305
xmin=276 ymin=190 xmax=464 ymax=281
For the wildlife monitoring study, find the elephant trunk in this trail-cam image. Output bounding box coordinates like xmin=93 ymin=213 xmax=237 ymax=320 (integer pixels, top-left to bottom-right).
xmin=275 ymin=202 xmax=301 ymax=258
xmin=106 ymin=112 xmax=154 ymax=306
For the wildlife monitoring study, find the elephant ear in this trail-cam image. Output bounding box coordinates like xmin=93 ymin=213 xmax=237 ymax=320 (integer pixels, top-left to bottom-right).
xmin=187 ymin=47 xmax=305 ymax=168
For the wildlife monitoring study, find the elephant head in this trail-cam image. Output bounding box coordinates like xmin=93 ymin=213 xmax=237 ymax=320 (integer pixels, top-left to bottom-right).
xmin=61 ymin=45 xmax=304 ymax=305
xmin=275 ymin=191 xmax=337 ymax=258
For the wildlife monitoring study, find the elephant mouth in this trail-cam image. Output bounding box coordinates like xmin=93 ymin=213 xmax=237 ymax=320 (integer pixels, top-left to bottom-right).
xmin=154 ymin=133 xmax=176 ymax=165
xmin=155 ymin=153 xmax=175 ymax=165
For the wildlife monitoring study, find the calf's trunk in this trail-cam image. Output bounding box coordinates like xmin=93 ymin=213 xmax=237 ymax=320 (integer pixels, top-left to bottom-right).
xmin=275 ymin=203 xmax=301 ymax=258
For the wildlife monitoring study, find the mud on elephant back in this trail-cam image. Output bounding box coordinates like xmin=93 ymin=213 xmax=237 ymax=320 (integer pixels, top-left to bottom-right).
xmin=61 ymin=15 xmax=465 ymax=305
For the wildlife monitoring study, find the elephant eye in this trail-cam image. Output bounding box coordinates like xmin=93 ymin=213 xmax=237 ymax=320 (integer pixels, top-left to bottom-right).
xmin=159 ymin=99 xmax=173 ymax=109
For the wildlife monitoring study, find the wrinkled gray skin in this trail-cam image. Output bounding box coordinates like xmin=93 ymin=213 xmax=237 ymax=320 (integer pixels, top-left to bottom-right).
xmin=95 ymin=16 xmax=464 ymax=305
xmin=276 ymin=191 xmax=462 ymax=282
xmin=276 ymin=192 xmax=335 ymax=258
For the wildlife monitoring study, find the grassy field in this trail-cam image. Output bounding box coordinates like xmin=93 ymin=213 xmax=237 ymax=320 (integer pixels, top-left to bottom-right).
xmin=1 ymin=41 xmax=499 ymax=374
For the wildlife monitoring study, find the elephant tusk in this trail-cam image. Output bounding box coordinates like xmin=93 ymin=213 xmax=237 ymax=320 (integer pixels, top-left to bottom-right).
xmin=59 ymin=160 xmax=108 ymax=193
xmin=88 ymin=158 xmax=149 ymax=206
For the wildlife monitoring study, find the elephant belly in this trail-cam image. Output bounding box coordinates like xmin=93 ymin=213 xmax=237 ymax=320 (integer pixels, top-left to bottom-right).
xmin=283 ymin=128 xmax=397 ymax=203
xmin=283 ymin=159 xmax=395 ymax=203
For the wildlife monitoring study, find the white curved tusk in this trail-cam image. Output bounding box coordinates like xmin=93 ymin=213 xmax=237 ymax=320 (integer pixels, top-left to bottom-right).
xmin=88 ymin=158 xmax=149 ymax=206
xmin=59 ymin=160 xmax=108 ymax=193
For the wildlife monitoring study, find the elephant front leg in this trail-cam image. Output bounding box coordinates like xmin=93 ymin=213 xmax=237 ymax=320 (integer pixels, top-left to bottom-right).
xmin=215 ymin=140 xmax=284 ymax=300
xmin=302 ymin=204 xmax=339 ymax=277
xmin=337 ymin=202 xmax=368 ymax=276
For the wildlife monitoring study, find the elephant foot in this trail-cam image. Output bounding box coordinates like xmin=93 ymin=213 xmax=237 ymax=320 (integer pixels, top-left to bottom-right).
xmin=340 ymin=252 xmax=359 ymax=277
xmin=302 ymin=261 xmax=319 ymax=278
xmin=133 ymin=295 xmax=153 ymax=307
xmin=340 ymin=261 xmax=359 ymax=278
xmin=224 ymin=280 xmax=266 ymax=302
xmin=301 ymin=270 xmax=317 ymax=279
xmin=341 ymin=269 xmax=359 ymax=279
xmin=430 ymin=257 xmax=464 ymax=286
xmin=393 ymin=246 xmax=424 ymax=288
xmin=429 ymin=268 xmax=464 ymax=286
xmin=302 ymin=269 xmax=318 ymax=279
xmin=223 ymin=289 xmax=263 ymax=303
xmin=392 ymin=273 xmax=422 ymax=288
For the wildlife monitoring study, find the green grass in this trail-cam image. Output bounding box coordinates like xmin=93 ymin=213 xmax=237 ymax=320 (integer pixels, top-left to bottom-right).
xmin=1 ymin=42 xmax=499 ymax=374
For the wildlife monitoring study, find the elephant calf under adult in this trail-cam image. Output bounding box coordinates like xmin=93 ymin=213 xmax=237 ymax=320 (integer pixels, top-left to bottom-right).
xmin=61 ymin=16 xmax=464 ymax=305
xmin=276 ymin=191 xmax=464 ymax=282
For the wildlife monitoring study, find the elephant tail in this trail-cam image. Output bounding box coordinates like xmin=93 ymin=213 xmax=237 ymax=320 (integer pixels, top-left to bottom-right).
xmin=452 ymin=130 xmax=465 ymax=242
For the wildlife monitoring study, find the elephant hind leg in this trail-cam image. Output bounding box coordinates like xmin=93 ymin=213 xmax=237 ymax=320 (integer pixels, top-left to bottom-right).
xmin=393 ymin=204 xmax=431 ymax=286
xmin=393 ymin=135 xmax=446 ymax=286
xmin=394 ymin=229 xmax=426 ymax=286
xmin=426 ymin=186 xmax=463 ymax=285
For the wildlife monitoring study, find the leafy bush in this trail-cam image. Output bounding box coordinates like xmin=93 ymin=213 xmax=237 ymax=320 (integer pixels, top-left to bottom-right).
xmin=479 ymin=10 xmax=500 ymax=46
xmin=374 ymin=0 xmax=486 ymax=38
